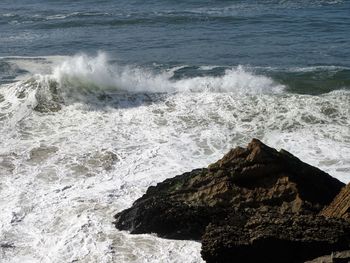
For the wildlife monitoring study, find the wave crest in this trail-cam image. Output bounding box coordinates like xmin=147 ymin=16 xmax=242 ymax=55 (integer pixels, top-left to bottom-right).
xmin=52 ymin=52 xmax=285 ymax=95
xmin=0 ymin=52 xmax=285 ymax=122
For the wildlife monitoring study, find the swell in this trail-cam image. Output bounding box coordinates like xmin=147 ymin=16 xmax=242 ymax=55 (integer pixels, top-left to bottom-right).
xmin=4 ymin=14 xmax=249 ymax=29
xmin=1 ymin=0 xmax=346 ymax=28
xmin=10 ymin=14 xmax=347 ymax=29
xmin=269 ymin=67 xmax=350 ymax=94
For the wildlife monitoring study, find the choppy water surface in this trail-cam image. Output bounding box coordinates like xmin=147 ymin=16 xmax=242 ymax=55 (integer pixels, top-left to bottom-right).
xmin=0 ymin=0 xmax=350 ymax=262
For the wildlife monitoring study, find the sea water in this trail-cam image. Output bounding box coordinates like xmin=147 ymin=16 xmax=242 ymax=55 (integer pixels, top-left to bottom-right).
xmin=0 ymin=1 xmax=349 ymax=262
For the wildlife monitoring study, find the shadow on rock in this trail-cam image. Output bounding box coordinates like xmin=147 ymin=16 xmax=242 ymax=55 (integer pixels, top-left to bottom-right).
xmin=114 ymin=139 xmax=350 ymax=263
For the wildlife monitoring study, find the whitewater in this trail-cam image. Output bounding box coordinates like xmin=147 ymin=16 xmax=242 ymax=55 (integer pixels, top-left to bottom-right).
xmin=0 ymin=53 xmax=349 ymax=262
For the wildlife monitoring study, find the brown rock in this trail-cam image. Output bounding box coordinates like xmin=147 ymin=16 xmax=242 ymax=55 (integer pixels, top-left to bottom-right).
xmin=321 ymin=183 xmax=350 ymax=221
xmin=114 ymin=139 xmax=344 ymax=240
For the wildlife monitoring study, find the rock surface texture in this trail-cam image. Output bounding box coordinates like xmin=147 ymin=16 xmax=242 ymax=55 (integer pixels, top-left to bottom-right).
xmin=201 ymin=210 xmax=350 ymax=263
xmin=306 ymin=250 xmax=350 ymax=263
xmin=114 ymin=139 xmax=350 ymax=262
xmin=321 ymin=183 xmax=350 ymax=221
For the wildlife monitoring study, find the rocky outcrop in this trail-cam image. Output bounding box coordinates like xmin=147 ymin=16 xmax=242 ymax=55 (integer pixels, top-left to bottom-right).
xmin=114 ymin=139 xmax=349 ymax=262
xmin=201 ymin=209 xmax=350 ymax=263
xmin=321 ymin=183 xmax=350 ymax=221
xmin=114 ymin=139 xmax=344 ymax=240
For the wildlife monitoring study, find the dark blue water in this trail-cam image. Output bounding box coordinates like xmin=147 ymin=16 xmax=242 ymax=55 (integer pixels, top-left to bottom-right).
xmin=0 ymin=0 xmax=350 ymax=93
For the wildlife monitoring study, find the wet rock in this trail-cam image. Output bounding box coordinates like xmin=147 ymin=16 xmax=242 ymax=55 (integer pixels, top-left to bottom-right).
xmin=0 ymin=153 xmax=17 ymax=174
xmin=0 ymin=242 xmax=15 ymax=249
xmin=201 ymin=209 xmax=350 ymax=263
xmin=114 ymin=139 xmax=344 ymax=240
xmin=321 ymin=183 xmax=350 ymax=221
xmin=34 ymin=100 xmax=61 ymax=113
xmin=34 ymin=79 xmax=63 ymax=113
xmin=80 ymin=150 xmax=119 ymax=171
xmin=29 ymin=145 xmax=58 ymax=163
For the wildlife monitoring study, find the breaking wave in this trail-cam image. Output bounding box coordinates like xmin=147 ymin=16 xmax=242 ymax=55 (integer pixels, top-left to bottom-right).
xmin=1 ymin=53 xmax=350 ymax=263
xmin=0 ymin=53 xmax=285 ymax=121
xmin=1 ymin=52 xmax=348 ymax=128
xmin=51 ymin=52 xmax=285 ymax=94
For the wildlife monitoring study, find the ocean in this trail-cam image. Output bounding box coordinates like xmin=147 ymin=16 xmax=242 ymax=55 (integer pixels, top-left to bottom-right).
xmin=0 ymin=0 xmax=349 ymax=262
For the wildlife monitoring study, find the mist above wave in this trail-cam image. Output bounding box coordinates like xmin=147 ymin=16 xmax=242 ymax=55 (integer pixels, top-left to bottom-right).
xmin=52 ymin=52 xmax=285 ymax=95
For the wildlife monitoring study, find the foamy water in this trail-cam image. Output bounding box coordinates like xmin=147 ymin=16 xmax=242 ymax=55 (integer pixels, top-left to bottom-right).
xmin=0 ymin=54 xmax=349 ymax=262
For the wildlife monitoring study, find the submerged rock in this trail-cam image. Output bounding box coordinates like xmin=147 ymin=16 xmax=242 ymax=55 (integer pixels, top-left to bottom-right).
xmin=321 ymin=183 xmax=350 ymax=221
xmin=114 ymin=139 xmax=344 ymax=240
xmin=114 ymin=139 xmax=350 ymax=262
xmin=29 ymin=145 xmax=59 ymax=163
xmin=34 ymin=79 xmax=63 ymax=113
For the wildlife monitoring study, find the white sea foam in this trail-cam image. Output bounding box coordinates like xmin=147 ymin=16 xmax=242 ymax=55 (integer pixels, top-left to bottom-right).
xmin=45 ymin=12 xmax=111 ymax=20
xmin=286 ymin=65 xmax=350 ymax=73
xmin=4 ymin=53 xmax=284 ymax=96
xmin=188 ymin=0 xmax=344 ymax=16
xmin=1 ymin=13 xmax=16 ymax=17
xmin=51 ymin=52 xmax=284 ymax=95
xmin=0 ymin=53 xmax=285 ymax=129
xmin=0 ymin=54 xmax=349 ymax=263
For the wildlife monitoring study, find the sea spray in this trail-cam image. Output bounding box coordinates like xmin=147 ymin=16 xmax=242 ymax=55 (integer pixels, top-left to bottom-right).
xmin=0 ymin=53 xmax=285 ymax=116
xmin=50 ymin=53 xmax=284 ymax=94
xmin=0 ymin=55 xmax=349 ymax=263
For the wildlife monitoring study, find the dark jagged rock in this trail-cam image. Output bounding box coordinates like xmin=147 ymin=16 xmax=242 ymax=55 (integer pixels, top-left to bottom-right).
xmin=321 ymin=183 xmax=350 ymax=221
xmin=114 ymin=139 xmax=344 ymax=240
xmin=306 ymin=250 xmax=350 ymax=263
xmin=201 ymin=209 xmax=350 ymax=263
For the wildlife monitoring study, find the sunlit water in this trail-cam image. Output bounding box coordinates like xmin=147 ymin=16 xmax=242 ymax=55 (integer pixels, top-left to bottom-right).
xmin=0 ymin=0 xmax=350 ymax=262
